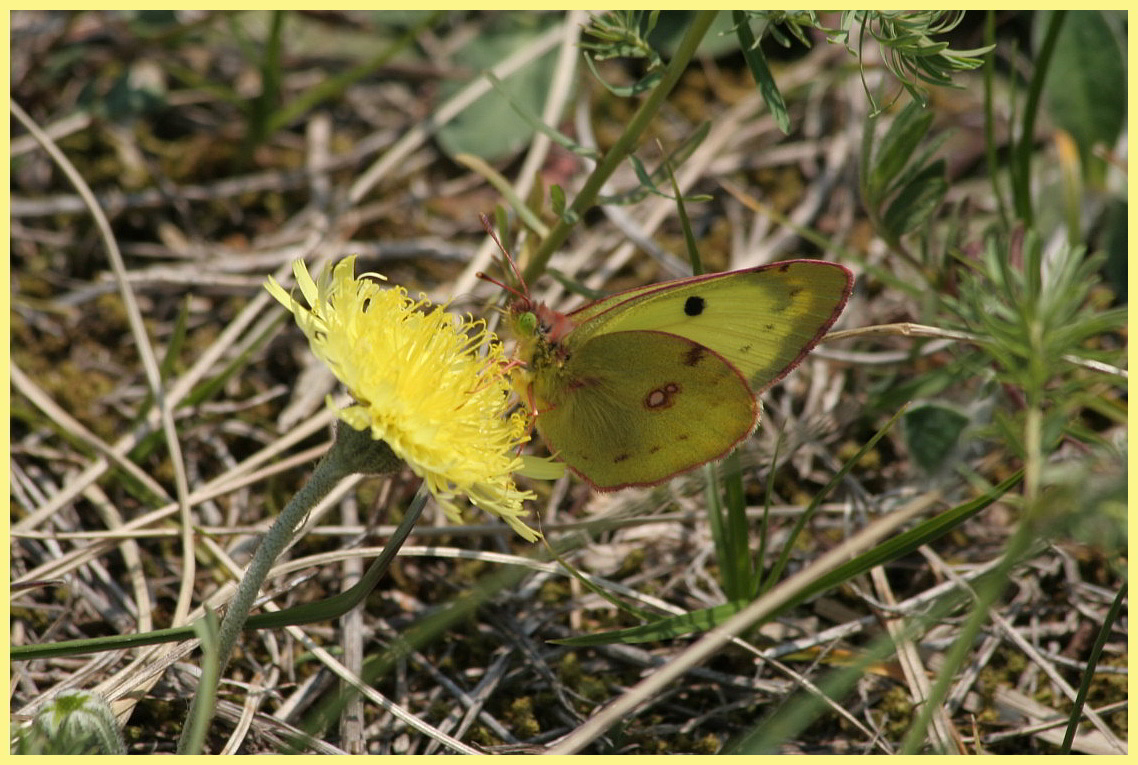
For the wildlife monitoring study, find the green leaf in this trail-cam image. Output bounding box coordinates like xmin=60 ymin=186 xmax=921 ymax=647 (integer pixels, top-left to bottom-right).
xmin=868 ymin=100 xmax=934 ymax=203
xmin=544 ymin=268 xmax=604 ymax=300
xmin=78 ymin=63 xmax=167 ymax=124
xmin=583 ymin=54 xmax=665 ymax=97
xmin=885 ymin=128 xmax=952 ymax=200
xmin=790 ymin=470 xmax=1022 ymax=618
xmin=664 ymin=151 xmax=704 ymax=275
xmin=1102 ymin=199 xmax=1127 ymax=303
xmin=733 ymin=10 xmax=790 ymax=134
xmin=881 ymin=159 xmax=947 ymax=237
xmin=435 ymin=18 xmax=562 ymax=161
xmin=580 ymin=10 xmax=661 ymax=63
xmin=595 ymin=122 xmax=712 ymax=206
xmin=1035 ymin=10 xmax=1125 ymax=185
xmin=871 ymin=351 xmax=988 ymax=412
xmin=550 ymin=183 xmax=566 ymax=218
xmin=483 ymin=71 xmax=596 ymax=159
xmin=901 ymin=402 xmax=971 ymax=474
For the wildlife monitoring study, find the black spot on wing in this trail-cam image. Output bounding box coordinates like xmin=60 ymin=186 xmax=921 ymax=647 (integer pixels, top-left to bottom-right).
xmin=684 ymin=296 xmax=705 ymax=316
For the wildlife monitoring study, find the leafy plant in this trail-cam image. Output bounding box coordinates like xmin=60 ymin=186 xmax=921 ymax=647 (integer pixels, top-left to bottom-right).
xmin=861 ymin=98 xmax=950 ymax=267
xmin=730 ymin=11 xmax=992 ymax=130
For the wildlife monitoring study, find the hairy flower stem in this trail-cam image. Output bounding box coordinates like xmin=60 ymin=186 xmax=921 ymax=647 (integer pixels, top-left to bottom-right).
xmin=177 ymin=424 xmax=399 ymax=754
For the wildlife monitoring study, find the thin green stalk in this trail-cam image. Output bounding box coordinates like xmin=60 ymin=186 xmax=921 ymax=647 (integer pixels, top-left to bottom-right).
xmin=179 ymin=612 xmax=221 ymax=756
xmin=1059 ymin=581 xmax=1127 ymax=753
xmin=751 ymin=429 xmax=784 ymax=597
xmin=982 ymin=10 xmax=1009 ymax=229
xmin=242 ymin=9 xmax=286 ymax=157
xmin=719 ymin=451 xmax=751 ymax=601
xmin=1011 ymin=11 xmax=1066 ymax=224
xmin=522 ymin=10 xmax=718 ymax=283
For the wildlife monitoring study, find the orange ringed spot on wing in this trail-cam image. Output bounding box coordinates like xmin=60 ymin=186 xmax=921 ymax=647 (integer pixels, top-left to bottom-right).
xmin=644 ymin=382 xmax=681 ymax=410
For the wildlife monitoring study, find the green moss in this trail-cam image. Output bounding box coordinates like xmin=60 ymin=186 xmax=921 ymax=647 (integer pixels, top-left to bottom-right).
xmin=505 ymin=696 xmax=540 ymax=738
xmin=557 ymin=651 xmax=581 ymax=685
xmin=469 ymin=725 xmax=497 ymax=747
xmin=577 ymin=673 xmax=608 ymax=704
xmin=877 ymin=685 xmax=914 ymax=738
xmin=692 ymin=732 xmax=722 ymax=753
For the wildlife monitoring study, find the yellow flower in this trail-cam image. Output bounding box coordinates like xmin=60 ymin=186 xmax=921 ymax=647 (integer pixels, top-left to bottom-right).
xmin=266 ymin=257 xmax=539 ymax=541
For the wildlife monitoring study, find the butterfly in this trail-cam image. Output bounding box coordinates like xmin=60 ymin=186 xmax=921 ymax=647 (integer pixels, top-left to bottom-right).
xmin=483 ymin=227 xmax=853 ymax=491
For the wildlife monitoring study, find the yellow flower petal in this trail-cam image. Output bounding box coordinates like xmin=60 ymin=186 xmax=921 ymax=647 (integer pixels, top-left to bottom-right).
xmin=266 ymin=257 xmax=539 ymax=541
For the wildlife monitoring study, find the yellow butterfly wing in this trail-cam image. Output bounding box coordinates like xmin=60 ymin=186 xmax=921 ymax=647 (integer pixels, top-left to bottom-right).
xmin=566 ymin=260 xmax=853 ymax=392
xmin=531 ymin=330 xmax=756 ymax=490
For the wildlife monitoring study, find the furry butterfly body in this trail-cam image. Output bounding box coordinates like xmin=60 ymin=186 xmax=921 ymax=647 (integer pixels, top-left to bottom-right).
xmin=507 ymin=260 xmax=854 ymax=490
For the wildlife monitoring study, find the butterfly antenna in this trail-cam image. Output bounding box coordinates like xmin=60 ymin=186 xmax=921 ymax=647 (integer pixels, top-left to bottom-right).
xmin=479 ymin=213 xmax=529 ymax=297
xmin=476 ymin=270 xmax=528 ymax=303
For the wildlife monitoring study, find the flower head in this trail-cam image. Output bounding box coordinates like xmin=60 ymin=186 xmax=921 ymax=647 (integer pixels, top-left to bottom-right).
xmin=266 ymin=257 xmax=538 ymax=541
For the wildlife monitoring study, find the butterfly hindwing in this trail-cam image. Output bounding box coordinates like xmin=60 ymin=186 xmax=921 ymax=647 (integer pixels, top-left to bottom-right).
xmin=532 ymin=330 xmax=757 ymax=490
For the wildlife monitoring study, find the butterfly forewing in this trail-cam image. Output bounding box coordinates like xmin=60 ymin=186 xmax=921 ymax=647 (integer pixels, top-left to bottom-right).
xmin=569 ymin=261 xmax=852 ymax=392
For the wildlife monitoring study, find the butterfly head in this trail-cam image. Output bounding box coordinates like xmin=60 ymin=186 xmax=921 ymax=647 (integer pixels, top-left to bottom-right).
xmin=507 ymin=297 xmax=573 ymax=345
xmin=474 ymin=214 xmax=577 ymax=380
xmin=502 ymin=298 xmax=544 ymax=349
